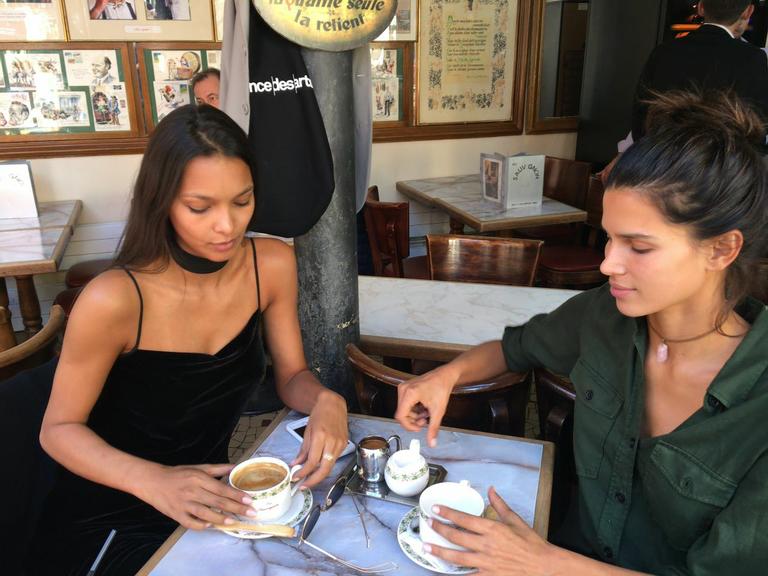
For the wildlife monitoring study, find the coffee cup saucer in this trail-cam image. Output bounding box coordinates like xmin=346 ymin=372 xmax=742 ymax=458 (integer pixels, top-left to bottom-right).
xmin=220 ymin=488 xmax=313 ymax=540
xmin=397 ymin=506 xmax=477 ymax=574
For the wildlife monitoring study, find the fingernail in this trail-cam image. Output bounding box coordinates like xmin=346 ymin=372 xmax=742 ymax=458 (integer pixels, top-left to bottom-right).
xmin=432 ymin=505 xmax=441 ymax=514
xmin=246 ymin=509 xmax=258 ymax=517
xmin=224 ymin=517 xmax=235 ymax=525
xmin=242 ymin=496 xmax=253 ymax=505
xmin=423 ymin=543 xmax=432 ymax=553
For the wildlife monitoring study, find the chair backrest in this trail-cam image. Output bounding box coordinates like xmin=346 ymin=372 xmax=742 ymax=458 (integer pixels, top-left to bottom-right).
xmin=346 ymin=343 xmax=529 ymax=436
xmin=367 ymin=184 xmax=380 ymax=202
xmin=363 ymin=198 xmax=411 ymax=277
xmin=0 ymin=306 xmax=17 ymax=351
xmin=753 ymin=259 xmax=768 ymax=305
xmin=0 ymin=305 xmax=65 ymax=382
xmin=426 ymin=234 xmax=544 ymax=286
xmin=544 ymin=156 xmax=592 ymax=209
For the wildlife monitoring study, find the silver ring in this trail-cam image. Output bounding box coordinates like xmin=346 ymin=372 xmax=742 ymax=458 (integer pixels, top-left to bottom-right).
xmin=322 ymin=453 xmax=335 ymax=462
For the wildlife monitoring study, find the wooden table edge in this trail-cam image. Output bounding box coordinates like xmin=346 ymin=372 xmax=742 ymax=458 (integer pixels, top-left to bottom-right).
xmin=137 ymin=407 xmax=291 ymax=575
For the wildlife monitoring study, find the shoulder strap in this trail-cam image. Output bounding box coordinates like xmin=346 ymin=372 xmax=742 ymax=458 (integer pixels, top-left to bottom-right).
xmin=122 ymin=267 xmax=144 ymax=350
xmin=249 ymin=238 xmax=261 ymax=310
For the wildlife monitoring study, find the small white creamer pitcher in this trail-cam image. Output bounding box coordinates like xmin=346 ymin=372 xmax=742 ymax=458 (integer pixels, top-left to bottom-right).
xmin=384 ymin=438 xmax=429 ymax=497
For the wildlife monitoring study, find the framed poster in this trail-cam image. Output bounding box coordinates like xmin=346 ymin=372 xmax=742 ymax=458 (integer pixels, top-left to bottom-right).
xmin=418 ymin=0 xmax=520 ymax=124
xmin=0 ymin=0 xmax=67 ymax=41
xmin=63 ymin=0 xmax=214 ymax=40
xmin=374 ymin=0 xmax=417 ymax=41
xmin=137 ymin=42 xmax=220 ymax=129
xmin=370 ymin=42 xmax=412 ymax=128
xmin=0 ymin=43 xmax=140 ymax=141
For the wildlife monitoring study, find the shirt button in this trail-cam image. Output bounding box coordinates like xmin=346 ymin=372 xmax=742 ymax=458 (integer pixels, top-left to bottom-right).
xmin=584 ymin=389 xmax=594 ymax=401
xmin=615 ymin=491 xmax=626 ymax=504
xmin=707 ymin=396 xmax=720 ymax=409
xmin=603 ymin=546 xmax=613 ymax=559
xmin=681 ymin=477 xmax=693 ymax=492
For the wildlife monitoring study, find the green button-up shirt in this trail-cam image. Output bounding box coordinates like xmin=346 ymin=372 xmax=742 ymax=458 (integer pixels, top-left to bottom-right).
xmin=502 ymin=284 xmax=768 ymax=575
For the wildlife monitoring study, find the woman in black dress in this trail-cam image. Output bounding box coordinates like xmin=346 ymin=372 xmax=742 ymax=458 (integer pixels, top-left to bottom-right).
xmin=32 ymin=105 xmax=349 ymax=575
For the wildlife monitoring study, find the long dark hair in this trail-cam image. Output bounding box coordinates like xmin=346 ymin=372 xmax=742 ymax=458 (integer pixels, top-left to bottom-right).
xmin=608 ymin=90 xmax=768 ymax=319
xmin=114 ymin=105 xmax=255 ymax=270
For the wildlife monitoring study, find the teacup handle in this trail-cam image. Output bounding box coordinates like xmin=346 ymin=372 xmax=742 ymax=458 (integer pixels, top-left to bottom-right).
xmin=387 ymin=434 xmax=402 ymax=452
xmin=288 ymin=464 xmax=304 ymax=496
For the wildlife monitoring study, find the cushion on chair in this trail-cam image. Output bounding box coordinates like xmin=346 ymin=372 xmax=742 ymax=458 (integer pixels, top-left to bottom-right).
xmin=540 ymin=245 xmax=603 ymax=272
xmin=64 ymin=259 xmax=113 ymax=289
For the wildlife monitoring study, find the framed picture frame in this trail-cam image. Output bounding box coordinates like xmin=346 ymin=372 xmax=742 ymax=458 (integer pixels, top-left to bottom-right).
xmin=0 ymin=43 xmax=141 ymax=143
xmin=417 ymin=0 xmax=522 ymax=124
xmin=0 ymin=160 xmax=38 ymax=219
xmin=370 ymin=42 xmax=411 ymax=126
xmin=137 ymin=42 xmax=220 ymax=129
xmin=374 ymin=0 xmax=417 ymax=41
xmin=213 ymin=0 xmax=224 ymax=41
xmin=0 ymin=0 xmax=67 ymax=41
xmin=63 ymin=0 xmax=214 ymax=41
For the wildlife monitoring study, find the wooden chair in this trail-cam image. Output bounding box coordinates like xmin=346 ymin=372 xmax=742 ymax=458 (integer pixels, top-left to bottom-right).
xmin=0 ymin=306 xmax=16 ymax=352
xmin=0 ymin=304 xmax=65 ymax=382
xmin=752 ymin=259 xmax=768 ymax=304
xmin=347 ymin=343 xmax=530 ymax=437
xmin=534 ymin=367 xmax=576 ymax=535
xmin=538 ymin=175 xmax=607 ymax=289
xmin=513 ymin=156 xmax=592 ymax=244
xmin=363 ymin=188 xmax=428 ymax=279
xmin=426 ymin=234 xmax=544 ymax=286
xmin=64 ymin=258 xmax=113 ymax=289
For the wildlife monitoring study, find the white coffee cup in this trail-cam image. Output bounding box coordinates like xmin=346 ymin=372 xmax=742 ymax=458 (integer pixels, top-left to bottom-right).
xmin=229 ymin=456 xmax=302 ymax=522
xmin=418 ymin=480 xmax=484 ymax=551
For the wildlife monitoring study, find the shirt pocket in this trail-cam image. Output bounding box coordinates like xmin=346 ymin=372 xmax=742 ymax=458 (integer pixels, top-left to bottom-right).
xmin=641 ymin=441 xmax=737 ymax=551
xmin=570 ymin=359 xmax=623 ymax=479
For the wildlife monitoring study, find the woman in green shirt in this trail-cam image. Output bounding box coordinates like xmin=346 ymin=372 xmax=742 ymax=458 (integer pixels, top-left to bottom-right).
xmin=395 ymin=91 xmax=768 ymax=575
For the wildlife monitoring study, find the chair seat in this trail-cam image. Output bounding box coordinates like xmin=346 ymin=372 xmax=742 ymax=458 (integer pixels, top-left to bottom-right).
xmin=64 ymin=258 xmax=113 ymax=289
xmin=540 ymin=245 xmax=603 ymax=272
xmin=383 ymin=255 xmax=429 ymax=280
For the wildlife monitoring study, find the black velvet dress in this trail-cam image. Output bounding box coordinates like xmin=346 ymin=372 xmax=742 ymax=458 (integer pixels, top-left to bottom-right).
xmin=30 ymin=249 xmax=266 ymax=575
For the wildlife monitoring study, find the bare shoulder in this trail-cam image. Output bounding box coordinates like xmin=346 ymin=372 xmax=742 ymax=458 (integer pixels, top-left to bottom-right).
xmin=252 ymin=238 xmax=296 ymax=276
xmin=68 ymin=268 xmax=140 ymax=333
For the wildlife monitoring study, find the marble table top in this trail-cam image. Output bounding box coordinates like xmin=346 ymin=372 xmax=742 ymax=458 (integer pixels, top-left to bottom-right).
xmin=0 ymin=201 xmax=82 ymax=276
xmin=358 ymin=275 xmax=578 ymax=360
xmin=142 ymin=412 xmax=552 ymax=576
xmin=397 ymin=175 xmax=587 ymax=232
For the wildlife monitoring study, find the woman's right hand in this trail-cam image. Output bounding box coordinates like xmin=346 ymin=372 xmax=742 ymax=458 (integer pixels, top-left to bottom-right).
xmin=395 ymin=365 xmax=458 ymax=447
xmin=138 ymin=463 xmax=256 ymax=530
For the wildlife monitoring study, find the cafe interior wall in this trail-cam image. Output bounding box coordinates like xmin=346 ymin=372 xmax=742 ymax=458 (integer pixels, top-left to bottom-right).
xmin=5 ymin=131 xmax=576 ymax=331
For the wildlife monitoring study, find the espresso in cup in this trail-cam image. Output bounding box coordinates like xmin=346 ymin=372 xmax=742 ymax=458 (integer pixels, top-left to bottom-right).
xmin=229 ymin=456 xmax=302 ymax=522
xmin=231 ymin=462 xmax=286 ymax=491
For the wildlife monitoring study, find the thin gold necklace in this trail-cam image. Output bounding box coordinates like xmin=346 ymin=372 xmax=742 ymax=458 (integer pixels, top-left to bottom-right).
xmin=646 ymin=319 xmax=719 ymax=363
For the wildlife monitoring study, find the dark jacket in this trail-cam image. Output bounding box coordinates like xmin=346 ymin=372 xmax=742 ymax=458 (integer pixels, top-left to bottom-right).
xmin=632 ymin=24 xmax=768 ymax=139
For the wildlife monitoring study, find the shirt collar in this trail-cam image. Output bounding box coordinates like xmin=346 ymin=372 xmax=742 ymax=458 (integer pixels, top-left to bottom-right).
xmin=701 ymin=22 xmax=736 ymax=38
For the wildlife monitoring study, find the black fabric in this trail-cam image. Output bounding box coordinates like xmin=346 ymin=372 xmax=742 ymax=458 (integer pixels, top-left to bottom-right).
xmin=247 ymin=5 xmax=335 ymax=237
xmin=632 ymin=24 xmax=768 ymax=140
xmin=0 ymin=359 xmax=60 ymax=576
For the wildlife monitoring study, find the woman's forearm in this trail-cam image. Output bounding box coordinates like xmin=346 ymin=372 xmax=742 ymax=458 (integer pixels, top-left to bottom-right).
xmin=276 ymin=369 xmax=345 ymax=414
xmin=438 ymin=340 xmax=511 ymax=389
xmin=40 ymin=422 xmax=162 ymax=499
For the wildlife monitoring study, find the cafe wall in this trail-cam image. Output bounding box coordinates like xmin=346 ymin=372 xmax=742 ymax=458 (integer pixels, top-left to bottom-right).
xmin=6 ymin=131 xmax=576 ymax=330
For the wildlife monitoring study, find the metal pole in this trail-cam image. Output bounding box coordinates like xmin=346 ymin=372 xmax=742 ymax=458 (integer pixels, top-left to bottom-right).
xmin=294 ymin=49 xmax=359 ymax=408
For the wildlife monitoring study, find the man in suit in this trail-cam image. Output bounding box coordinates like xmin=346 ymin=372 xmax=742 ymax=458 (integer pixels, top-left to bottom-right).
xmin=632 ymin=0 xmax=768 ymax=140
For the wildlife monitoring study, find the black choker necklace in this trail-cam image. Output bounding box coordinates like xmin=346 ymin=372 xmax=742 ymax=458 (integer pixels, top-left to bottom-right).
xmin=168 ymin=236 xmax=228 ymax=274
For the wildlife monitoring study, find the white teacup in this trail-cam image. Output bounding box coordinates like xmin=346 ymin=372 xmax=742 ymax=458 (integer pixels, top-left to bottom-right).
xmin=229 ymin=456 xmax=302 ymax=522
xmin=418 ymin=480 xmax=484 ymax=551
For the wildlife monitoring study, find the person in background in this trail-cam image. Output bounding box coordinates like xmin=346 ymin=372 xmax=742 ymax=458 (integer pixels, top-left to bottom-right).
xmin=29 ymin=105 xmax=349 ymax=575
xmin=191 ymin=68 xmax=220 ymax=109
xmin=631 ymin=0 xmax=768 ymax=140
xmin=395 ymin=91 xmax=768 ymax=575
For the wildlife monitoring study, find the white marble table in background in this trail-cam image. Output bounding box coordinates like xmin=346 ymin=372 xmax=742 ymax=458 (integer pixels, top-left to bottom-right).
xmin=359 ymin=275 xmax=578 ymax=361
xmin=397 ymin=175 xmax=587 ymax=233
xmin=141 ymin=412 xmax=553 ymax=576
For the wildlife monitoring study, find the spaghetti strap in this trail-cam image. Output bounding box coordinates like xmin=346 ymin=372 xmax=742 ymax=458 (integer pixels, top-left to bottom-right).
xmin=249 ymin=238 xmax=261 ymax=311
xmin=122 ymin=267 xmax=144 ymax=351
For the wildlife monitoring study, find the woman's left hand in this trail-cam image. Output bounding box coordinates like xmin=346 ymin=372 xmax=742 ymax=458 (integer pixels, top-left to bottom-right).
xmin=290 ymin=390 xmax=349 ymax=488
xmin=425 ymin=487 xmax=557 ymax=576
